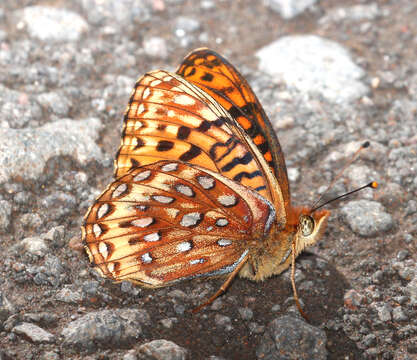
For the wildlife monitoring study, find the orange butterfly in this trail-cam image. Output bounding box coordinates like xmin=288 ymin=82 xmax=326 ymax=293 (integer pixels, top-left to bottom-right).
xmin=82 ymin=48 xmax=331 ymax=315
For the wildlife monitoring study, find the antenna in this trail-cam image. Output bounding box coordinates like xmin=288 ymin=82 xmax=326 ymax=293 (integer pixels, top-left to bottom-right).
xmin=311 ymin=181 xmax=378 ymax=212
xmin=310 ymin=141 xmax=370 ymax=211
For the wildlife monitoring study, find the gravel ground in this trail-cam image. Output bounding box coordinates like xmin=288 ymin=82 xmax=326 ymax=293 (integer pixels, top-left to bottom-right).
xmin=0 ymin=0 xmax=416 ymax=359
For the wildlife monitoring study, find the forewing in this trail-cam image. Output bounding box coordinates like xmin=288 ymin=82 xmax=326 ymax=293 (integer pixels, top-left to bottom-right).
xmin=177 ymin=48 xmax=290 ymax=209
xmin=115 ymin=70 xmax=273 ymax=201
xmin=82 ymin=161 xmax=274 ymax=287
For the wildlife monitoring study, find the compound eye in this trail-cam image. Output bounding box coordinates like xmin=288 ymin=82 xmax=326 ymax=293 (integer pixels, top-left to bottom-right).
xmin=299 ymin=215 xmax=315 ymax=236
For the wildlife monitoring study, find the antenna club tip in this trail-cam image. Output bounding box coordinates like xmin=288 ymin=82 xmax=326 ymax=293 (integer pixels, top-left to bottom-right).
xmin=370 ymin=181 xmax=378 ymax=189
xmin=362 ymin=141 xmax=370 ymax=148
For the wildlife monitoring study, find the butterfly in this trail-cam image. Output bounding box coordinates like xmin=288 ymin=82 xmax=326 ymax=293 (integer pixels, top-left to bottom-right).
xmin=81 ymin=48 xmax=331 ymax=314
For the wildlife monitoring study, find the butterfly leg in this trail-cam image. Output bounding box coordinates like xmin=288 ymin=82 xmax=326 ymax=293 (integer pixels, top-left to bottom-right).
xmin=291 ymin=239 xmax=309 ymax=321
xmin=192 ymin=253 xmax=250 ymax=313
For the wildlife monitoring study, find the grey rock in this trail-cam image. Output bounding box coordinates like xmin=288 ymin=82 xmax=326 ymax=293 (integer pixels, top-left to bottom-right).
xmin=256 ymin=35 xmax=369 ymax=104
xmin=41 ymin=191 xmax=77 ymax=220
xmin=406 ymin=274 xmax=417 ymax=303
xmin=22 ymin=312 xmax=58 ymax=325
xmin=55 ymin=286 xmax=83 ymax=304
xmin=256 ymin=315 xmax=327 ymax=360
xmin=248 ymin=322 xmax=265 ymax=334
xmin=340 ymin=200 xmax=394 ymax=237
xmin=405 ymin=200 xmax=417 ymax=215
xmin=343 ymin=289 xmax=365 ymax=310
xmin=238 ymin=307 xmax=253 ymax=321
xmin=143 ymin=37 xmax=168 ymax=59
xmin=403 ymin=233 xmax=413 ymax=244
xmin=265 ymin=0 xmax=317 ymax=19
xmin=39 ymin=351 xmax=60 ymax=360
xmin=201 ymin=1 xmax=216 ymax=10
xmin=362 ymin=333 xmax=377 ymax=348
xmin=20 ymin=237 xmax=48 ymax=257
xmin=78 ymin=0 xmax=151 ymax=27
xmin=376 ymin=304 xmax=392 ymax=322
xmin=0 ymin=84 xmax=42 ymax=128
xmin=271 ymin=304 xmax=281 ymax=312
xmin=42 ymin=226 xmax=66 ymax=248
xmin=37 ymin=92 xmax=71 ymax=117
xmin=393 ymin=296 xmax=408 ymax=305
xmin=167 ymin=289 xmax=187 ymax=299
xmin=0 ymin=200 xmax=11 ymax=231
xmin=18 ymin=213 xmax=44 ymax=231
xmin=138 ymin=339 xmax=188 ymax=360
xmin=13 ymin=191 xmax=32 ymax=206
xmin=123 ymin=350 xmax=138 ymax=360
xmin=0 ymin=118 xmax=103 ymax=183
xmin=61 ymin=309 xmax=150 ymax=352
xmin=17 ymin=6 xmax=88 ymax=42
xmin=175 ymin=17 xmax=201 ymax=34
xmin=0 ymin=292 xmax=16 ymax=325
xmin=80 ymin=280 xmax=113 ymax=303
xmin=159 ymin=317 xmax=178 ymax=329
xmin=13 ymin=322 xmax=55 ymax=343
xmin=392 ymin=306 xmax=408 ymax=322
xmin=320 ymin=3 xmax=383 ymax=23
xmin=372 ymin=270 xmax=384 ymax=284
xmin=3 ymin=313 xmax=20 ymax=332
xmin=120 ymin=281 xmax=141 ymax=296
xmin=210 ymin=298 xmax=223 ymax=311
xmin=173 ymin=304 xmax=185 ymax=315
xmin=345 ymin=165 xmax=381 ymax=197
xmin=397 ymin=250 xmax=410 ymax=261
xmin=41 ymin=254 xmax=67 ymax=286
xmin=214 ymin=314 xmax=233 ymax=331
xmin=23 ymin=255 xmax=66 ymax=287
xmin=377 ymin=182 xmax=406 ymax=207
xmin=287 ymin=167 xmax=300 ymax=183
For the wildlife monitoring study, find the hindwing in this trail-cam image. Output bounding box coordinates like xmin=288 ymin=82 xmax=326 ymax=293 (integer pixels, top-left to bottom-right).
xmin=83 ymin=161 xmax=274 ymax=286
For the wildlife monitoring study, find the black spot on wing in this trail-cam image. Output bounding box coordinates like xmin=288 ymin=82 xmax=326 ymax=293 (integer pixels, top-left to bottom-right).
xmin=180 ymin=145 xmax=202 ymax=162
xmin=128 ymin=237 xmax=141 ymax=245
xmin=130 ymin=158 xmax=140 ymax=168
xmin=213 ymin=117 xmax=226 ymax=127
xmin=201 ymin=72 xmax=214 ymax=82
xmin=209 ymin=137 xmax=237 ymax=162
xmin=233 ymin=170 xmax=262 ymax=182
xmin=188 ymin=67 xmax=196 ymax=76
xmin=135 ymin=137 xmax=145 ymax=149
xmin=118 ymin=221 xmax=132 ymax=228
xmin=156 ymin=140 xmax=174 ymax=152
xmin=228 ymin=104 xmax=260 ymax=137
xmin=221 ymin=152 xmax=253 ymax=172
xmin=196 ymin=120 xmax=211 ymax=132
xmin=258 ymin=141 xmax=269 ymax=155
xmin=177 ymin=126 xmax=191 ymax=140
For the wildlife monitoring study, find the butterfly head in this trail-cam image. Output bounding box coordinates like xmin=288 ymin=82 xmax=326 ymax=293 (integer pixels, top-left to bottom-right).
xmin=294 ymin=208 xmax=330 ymax=256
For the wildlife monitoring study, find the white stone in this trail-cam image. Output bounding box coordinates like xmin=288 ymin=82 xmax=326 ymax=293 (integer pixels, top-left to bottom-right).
xmin=265 ymin=0 xmax=317 ymax=19
xmin=256 ymin=35 xmax=369 ymax=104
xmin=18 ymin=6 xmax=88 ymax=42
xmin=13 ymin=322 xmax=55 ymax=343
xmin=0 ymin=118 xmax=103 ymax=183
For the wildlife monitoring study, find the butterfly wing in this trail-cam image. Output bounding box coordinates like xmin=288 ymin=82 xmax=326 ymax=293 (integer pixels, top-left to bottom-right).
xmin=82 ymin=161 xmax=275 ymax=286
xmin=176 ymin=48 xmax=290 ymax=210
xmin=114 ymin=69 xmax=286 ymax=225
